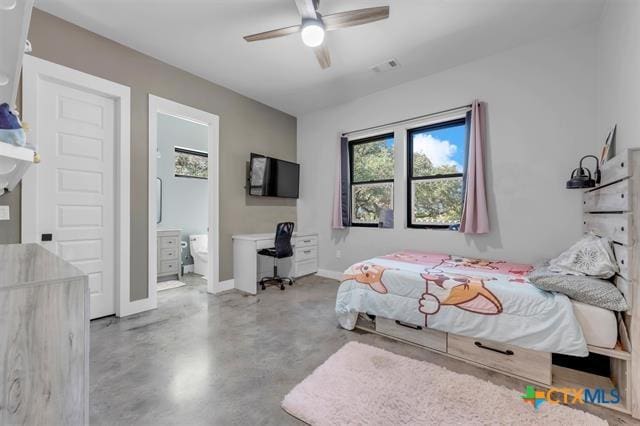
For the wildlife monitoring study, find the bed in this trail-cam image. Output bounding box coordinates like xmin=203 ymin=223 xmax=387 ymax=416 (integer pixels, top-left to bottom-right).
xmin=335 ymin=149 xmax=638 ymax=417
xmin=336 ymin=250 xmax=589 ymax=357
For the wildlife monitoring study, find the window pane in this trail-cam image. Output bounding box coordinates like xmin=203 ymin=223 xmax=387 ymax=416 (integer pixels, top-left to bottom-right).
xmin=352 ymin=182 xmax=393 ymax=224
xmin=411 ymin=122 xmax=466 ymax=177
xmin=411 ymin=177 xmax=462 ymax=225
xmin=352 ymin=137 xmax=394 ymax=182
xmin=175 ymin=150 xmax=208 ymax=178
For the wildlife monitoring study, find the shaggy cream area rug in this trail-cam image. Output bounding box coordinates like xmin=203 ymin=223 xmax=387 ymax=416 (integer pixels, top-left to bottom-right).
xmin=282 ymin=342 xmax=607 ymax=425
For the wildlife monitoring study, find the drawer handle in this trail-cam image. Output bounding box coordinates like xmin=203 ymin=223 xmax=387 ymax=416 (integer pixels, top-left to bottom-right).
xmin=395 ymin=320 xmax=422 ymax=331
xmin=303 ymin=239 xmax=311 ymax=243
xmin=303 ymin=250 xmax=312 ymax=254
xmin=474 ymin=341 xmax=514 ymax=356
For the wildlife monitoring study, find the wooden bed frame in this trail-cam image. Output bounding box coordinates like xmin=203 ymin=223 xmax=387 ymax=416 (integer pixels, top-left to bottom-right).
xmin=353 ymin=148 xmax=639 ymax=419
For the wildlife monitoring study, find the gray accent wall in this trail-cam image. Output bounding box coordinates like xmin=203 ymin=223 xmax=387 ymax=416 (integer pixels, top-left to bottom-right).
xmin=0 ymin=9 xmax=296 ymax=301
xmin=157 ymin=113 xmax=208 ymax=266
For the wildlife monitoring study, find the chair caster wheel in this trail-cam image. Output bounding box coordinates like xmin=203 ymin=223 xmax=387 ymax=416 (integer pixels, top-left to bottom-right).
xmin=288 ymin=281 xmax=293 ymax=286
xmin=261 ymin=284 xmax=266 ymax=290
xmin=280 ymin=284 xmax=285 ymax=290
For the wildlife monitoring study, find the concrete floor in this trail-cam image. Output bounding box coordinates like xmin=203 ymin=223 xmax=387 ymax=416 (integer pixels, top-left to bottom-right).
xmin=90 ymin=275 xmax=637 ymax=425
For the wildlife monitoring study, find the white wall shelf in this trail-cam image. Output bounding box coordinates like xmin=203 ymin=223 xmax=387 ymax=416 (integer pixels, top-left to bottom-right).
xmin=0 ymin=0 xmax=35 ymax=195
xmin=0 ymin=143 xmax=35 ymax=194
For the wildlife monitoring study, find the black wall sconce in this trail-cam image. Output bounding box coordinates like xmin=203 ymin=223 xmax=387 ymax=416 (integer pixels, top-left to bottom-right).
xmin=566 ymin=155 xmax=601 ymax=189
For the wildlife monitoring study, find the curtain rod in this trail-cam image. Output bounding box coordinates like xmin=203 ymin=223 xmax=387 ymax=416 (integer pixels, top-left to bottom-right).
xmin=342 ymin=104 xmax=472 ymax=137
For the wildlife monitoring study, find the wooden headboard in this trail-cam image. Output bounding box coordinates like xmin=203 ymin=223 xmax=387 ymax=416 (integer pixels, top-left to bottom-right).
xmin=583 ymin=148 xmax=639 ymax=417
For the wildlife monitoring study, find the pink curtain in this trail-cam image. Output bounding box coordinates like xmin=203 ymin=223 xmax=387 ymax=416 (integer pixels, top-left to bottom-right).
xmin=332 ymin=135 xmax=346 ymax=229
xmin=460 ymin=100 xmax=490 ymax=234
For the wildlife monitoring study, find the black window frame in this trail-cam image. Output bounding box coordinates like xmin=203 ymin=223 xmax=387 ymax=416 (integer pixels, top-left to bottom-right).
xmin=406 ymin=118 xmax=467 ymax=229
xmin=174 ymin=146 xmax=209 ymax=180
xmin=349 ymin=132 xmax=395 ymax=228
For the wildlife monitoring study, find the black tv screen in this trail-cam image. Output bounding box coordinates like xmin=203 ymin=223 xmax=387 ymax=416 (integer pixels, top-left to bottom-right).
xmin=249 ymin=153 xmax=300 ymax=198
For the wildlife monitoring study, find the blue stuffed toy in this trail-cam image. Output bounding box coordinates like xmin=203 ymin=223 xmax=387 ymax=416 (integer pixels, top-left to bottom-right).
xmin=0 ymin=103 xmax=27 ymax=148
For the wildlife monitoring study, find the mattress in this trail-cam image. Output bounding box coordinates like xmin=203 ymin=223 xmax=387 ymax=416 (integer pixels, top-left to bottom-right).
xmin=571 ymin=300 xmax=618 ymax=349
xmin=336 ymin=250 xmax=589 ymax=357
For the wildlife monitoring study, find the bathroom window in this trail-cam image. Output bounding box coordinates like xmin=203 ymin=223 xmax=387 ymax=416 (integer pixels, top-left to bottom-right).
xmin=174 ymin=146 xmax=208 ymax=179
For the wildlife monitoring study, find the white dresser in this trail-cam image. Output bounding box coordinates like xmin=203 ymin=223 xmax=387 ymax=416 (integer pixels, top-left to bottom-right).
xmin=233 ymin=232 xmax=318 ymax=294
xmin=157 ymin=229 xmax=181 ymax=279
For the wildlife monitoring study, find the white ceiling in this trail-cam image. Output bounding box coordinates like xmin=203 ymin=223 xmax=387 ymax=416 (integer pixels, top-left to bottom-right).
xmin=35 ymin=0 xmax=604 ymax=116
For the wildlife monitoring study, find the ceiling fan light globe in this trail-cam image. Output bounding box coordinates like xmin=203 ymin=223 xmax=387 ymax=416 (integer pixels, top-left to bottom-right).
xmin=301 ymin=21 xmax=325 ymax=47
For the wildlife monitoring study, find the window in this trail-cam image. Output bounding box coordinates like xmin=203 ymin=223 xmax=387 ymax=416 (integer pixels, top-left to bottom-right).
xmin=349 ymin=133 xmax=395 ymax=226
xmin=174 ymin=146 xmax=208 ymax=179
xmin=407 ymin=118 xmax=467 ymax=228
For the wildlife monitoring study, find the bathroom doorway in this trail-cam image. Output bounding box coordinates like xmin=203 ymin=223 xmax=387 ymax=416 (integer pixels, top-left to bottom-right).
xmin=148 ymin=95 xmax=220 ymax=303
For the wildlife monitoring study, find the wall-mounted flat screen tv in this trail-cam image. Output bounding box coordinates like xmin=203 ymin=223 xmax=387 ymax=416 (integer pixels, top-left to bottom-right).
xmin=249 ymin=153 xmax=300 ymax=198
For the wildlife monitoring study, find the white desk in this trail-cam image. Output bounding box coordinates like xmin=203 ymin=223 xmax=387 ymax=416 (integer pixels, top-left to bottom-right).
xmin=232 ymin=232 xmax=318 ymax=294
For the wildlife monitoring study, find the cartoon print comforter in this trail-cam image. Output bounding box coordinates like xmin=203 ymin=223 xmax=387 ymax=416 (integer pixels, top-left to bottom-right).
xmin=335 ymin=251 xmax=588 ymax=356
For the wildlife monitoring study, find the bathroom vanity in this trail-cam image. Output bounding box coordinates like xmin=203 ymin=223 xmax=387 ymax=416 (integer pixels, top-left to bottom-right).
xmin=157 ymin=229 xmax=182 ymax=280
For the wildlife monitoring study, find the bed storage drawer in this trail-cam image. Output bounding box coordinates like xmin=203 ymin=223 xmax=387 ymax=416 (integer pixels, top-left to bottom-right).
xmin=376 ymin=317 xmax=447 ymax=352
xmin=447 ymin=334 xmax=551 ymax=385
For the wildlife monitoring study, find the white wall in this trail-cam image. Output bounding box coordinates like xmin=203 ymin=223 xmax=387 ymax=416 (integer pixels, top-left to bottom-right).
xmin=298 ymin=28 xmax=597 ymax=273
xmin=596 ymin=0 xmax=640 ymax=154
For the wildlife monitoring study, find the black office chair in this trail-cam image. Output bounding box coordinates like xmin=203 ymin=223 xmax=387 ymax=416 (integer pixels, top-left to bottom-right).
xmin=258 ymin=222 xmax=295 ymax=291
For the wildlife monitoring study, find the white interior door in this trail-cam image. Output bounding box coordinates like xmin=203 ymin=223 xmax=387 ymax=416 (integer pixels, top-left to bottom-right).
xmin=31 ymin=77 xmax=116 ymax=319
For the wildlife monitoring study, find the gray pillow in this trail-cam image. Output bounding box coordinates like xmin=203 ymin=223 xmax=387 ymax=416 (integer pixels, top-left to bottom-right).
xmin=528 ymin=264 xmax=629 ymax=311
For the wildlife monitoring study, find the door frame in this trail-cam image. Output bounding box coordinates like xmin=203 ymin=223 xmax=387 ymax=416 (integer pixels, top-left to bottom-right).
xmin=148 ymin=95 xmax=222 ymax=295
xmin=21 ymin=55 xmax=132 ymax=316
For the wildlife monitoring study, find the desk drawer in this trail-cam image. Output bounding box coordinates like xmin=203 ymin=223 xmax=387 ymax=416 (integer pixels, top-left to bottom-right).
xmin=376 ymin=317 xmax=446 ymax=352
xmin=296 ymin=236 xmax=317 ymax=248
xmin=160 ymin=236 xmax=179 ymax=249
xmin=160 ymin=248 xmax=178 ymax=260
xmin=256 ymin=239 xmax=274 ymax=250
xmin=295 ymin=259 xmax=317 ymax=277
xmin=447 ymin=334 xmax=551 ymax=385
xmin=296 ymin=246 xmax=317 ymax=262
xmin=159 ymin=260 xmax=179 ymax=275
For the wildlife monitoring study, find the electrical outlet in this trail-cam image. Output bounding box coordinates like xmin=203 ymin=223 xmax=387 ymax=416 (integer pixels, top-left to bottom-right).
xmin=336 ymin=250 xmax=341 ymax=259
xmin=0 ymin=206 xmax=10 ymax=221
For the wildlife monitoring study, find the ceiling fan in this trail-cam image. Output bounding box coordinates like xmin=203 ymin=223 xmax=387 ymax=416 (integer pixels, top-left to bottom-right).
xmin=243 ymin=0 xmax=390 ymax=69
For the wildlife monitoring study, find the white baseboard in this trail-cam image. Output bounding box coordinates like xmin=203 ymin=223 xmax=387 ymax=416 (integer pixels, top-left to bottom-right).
xmin=316 ymin=269 xmax=343 ymax=281
xmin=117 ymin=296 xmax=156 ymax=317
xmin=219 ymin=279 xmax=235 ymax=292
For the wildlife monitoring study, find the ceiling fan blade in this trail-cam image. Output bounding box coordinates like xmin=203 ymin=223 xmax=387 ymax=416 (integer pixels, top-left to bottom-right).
xmin=314 ymin=45 xmax=331 ymax=69
xmin=322 ymin=6 xmax=389 ymax=31
xmin=243 ymin=25 xmax=301 ymax=42
xmin=293 ymin=0 xmax=318 ymax=19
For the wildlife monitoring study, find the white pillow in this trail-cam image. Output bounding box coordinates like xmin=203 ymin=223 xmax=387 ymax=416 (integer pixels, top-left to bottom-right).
xmin=549 ymin=233 xmax=619 ymax=278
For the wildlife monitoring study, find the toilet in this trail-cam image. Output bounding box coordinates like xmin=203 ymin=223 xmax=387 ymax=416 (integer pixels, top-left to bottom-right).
xmin=189 ymin=234 xmax=208 ymax=278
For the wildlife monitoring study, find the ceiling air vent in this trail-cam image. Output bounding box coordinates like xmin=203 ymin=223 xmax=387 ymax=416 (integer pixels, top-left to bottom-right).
xmin=371 ymin=59 xmax=400 ymax=73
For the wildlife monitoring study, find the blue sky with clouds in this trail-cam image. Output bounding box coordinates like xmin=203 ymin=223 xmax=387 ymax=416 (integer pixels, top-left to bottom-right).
xmin=412 ymin=122 xmax=466 ymax=172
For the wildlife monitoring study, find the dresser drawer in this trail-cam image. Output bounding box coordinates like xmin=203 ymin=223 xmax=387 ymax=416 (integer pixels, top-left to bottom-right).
xmin=376 ymin=317 xmax=447 ymax=352
xmin=296 ymin=246 xmax=317 ymax=261
xmin=447 ymin=334 xmax=551 ymax=385
xmin=296 ymin=235 xmax=317 ymax=248
xmin=295 ymin=259 xmax=317 ymax=277
xmin=160 ymin=248 xmax=178 ymax=260
xmin=159 ymin=236 xmax=179 ymax=249
xmin=159 ymin=260 xmax=179 ymax=275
